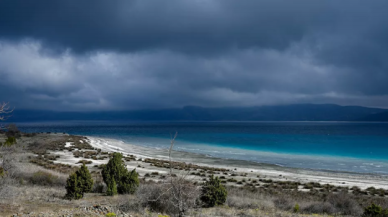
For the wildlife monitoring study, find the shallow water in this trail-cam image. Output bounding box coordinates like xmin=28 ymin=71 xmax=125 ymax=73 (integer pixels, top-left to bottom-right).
xmin=17 ymin=121 xmax=388 ymax=174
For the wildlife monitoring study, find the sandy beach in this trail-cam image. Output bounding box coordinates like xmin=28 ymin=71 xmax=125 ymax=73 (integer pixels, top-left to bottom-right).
xmin=49 ymin=135 xmax=388 ymax=190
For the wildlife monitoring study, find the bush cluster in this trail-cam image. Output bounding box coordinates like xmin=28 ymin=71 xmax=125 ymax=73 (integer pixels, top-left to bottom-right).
xmin=294 ymin=203 xmax=300 ymax=213
xmin=363 ymin=203 xmax=388 ymax=217
xmin=30 ymin=171 xmax=59 ymax=186
xmin=102 ymin=152 xmax=139 ymax=196
xmin=3 ymin=136 xmax=16 ymax=146
xmin=200 ymin=175 xmax=227 ymax=207
xmin=65 ymin=164 xmax=94 ymax=200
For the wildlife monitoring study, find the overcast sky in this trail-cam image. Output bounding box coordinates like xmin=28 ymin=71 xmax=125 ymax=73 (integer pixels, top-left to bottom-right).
xmin=1 ymin=0 xmax=388 ymax=111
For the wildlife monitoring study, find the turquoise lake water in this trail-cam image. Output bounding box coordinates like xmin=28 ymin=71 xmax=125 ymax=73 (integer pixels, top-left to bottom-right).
xmin=17 ymin=121 xmax=388 ymax=174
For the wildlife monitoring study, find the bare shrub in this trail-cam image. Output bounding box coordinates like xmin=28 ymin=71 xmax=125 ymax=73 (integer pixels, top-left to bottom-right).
xmin=5 ymin=124 xmax=21 ymax=138
xmin=226 ymin=186 xmax=274 ymax=210
xmin=137 ymin=182 xmax=172 ymax=213
xmin=327 ymin=192 xmax=362 ymax=216
xmin=0 ymin=145 xmax=18 ymax=179
xmin=0 ymin=102 xmax=13 ymax=123
xmin=92 ymin=179 xmax=106 ymax=193
xmin=297 ymin=192 xmax=362 ymax=216
xmin=273 ymin=196 xmax=295 ymax=211
xmin=134 ymin=133 xmax=200 ymax=217
xmin=116 ymin=194 xmax=144 ymax=214
xmin=10 ymin=157 xmax=67 ymax=187
xmin=135 ymin=180 xmax=198 ymax=216
xmin=301 ymin=201 xmax=335 ymax=214
xmin=29 ymin=170 xmax=61 ymax=186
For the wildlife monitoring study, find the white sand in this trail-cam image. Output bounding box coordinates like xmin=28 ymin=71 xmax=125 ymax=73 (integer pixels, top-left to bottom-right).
xmin=50 ymin=136 xmax=388 ymax=190
xmin=65 ymin=142 xmax=73 ymax=148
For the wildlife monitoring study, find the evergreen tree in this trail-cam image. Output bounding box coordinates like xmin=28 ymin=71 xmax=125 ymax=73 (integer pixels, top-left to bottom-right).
xmin=102 ymin=152 xmax=139 ymax=196
xmin=76 ymin=163 xmax=94 ymax=194
xmin=106 ymin=177 xmax=118 ymax=196
xmin=200 ymin=175 xmax=228 ymax=207
xmin=65 ymin=172 xmax=82 ymax=200
xmin=118 ymin=168 xmax=139 ymax=194
xmin=65 ymin=164 xmax=94 ymax=200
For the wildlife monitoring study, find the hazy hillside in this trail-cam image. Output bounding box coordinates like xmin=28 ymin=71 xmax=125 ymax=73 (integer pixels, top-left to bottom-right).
xmin=357 ymin=111 xmax=388 ymax=122
xmin=8 ymin=104 xmax=387 ymax=122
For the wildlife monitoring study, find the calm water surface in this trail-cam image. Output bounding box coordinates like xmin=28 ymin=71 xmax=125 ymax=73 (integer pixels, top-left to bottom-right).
xmin=16 ymin=121 xmax=388 ymax=174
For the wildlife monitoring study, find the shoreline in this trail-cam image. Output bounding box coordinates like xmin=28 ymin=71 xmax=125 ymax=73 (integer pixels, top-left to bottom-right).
xmin=87 ymin=135 xmax=388 ymax=175
xmin=53 ymin=135 xmax=388 ymax=190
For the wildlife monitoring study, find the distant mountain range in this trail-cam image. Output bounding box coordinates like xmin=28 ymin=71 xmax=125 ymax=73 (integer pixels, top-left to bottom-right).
xmin=6 ymin=104 xmax=388 ymax=122
xmin=357 ymin=111 xmax=388 ymax=122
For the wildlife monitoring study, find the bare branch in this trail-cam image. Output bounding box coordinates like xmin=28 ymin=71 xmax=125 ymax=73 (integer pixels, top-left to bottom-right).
xmin=0 ymin=102 xmax=14 ymax=121
xmin=144 ymin=132 xmax=199 ymax=217
xmin=169 ymin=132 xmax=177 ymax=178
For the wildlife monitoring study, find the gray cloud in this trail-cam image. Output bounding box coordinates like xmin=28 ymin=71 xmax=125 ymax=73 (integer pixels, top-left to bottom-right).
xmin=0 ymin=0 xmax=388 ymax=110
xmin=0 ymin=0 xmax=320 ymax=53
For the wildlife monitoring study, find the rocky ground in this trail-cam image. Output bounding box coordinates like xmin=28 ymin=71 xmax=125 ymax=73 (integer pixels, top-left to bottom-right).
xmin=10 ymin=205 xmax=128 ymax=217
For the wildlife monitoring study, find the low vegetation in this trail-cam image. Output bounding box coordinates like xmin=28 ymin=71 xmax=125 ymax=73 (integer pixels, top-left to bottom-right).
xmin=363 ymin=203 xmax=388 ymax=217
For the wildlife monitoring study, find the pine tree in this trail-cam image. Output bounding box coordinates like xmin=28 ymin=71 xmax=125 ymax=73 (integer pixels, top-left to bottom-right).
xmin=65 ymin=164 xmax=94 ymax=200
xmin=76 ymin=163 xmax=94 ymax=195
xmin=102 ymin=152 xmax=139 ymax=196
xmin=118 ymin=168 xmax=139 ymax=194
xmin=200 ymin=175 xmax=228 ymax=207
xmin=106 ymin=176 xmax=118 ymax=196
xmin=65 ymin=172 xmax=82 ymax=200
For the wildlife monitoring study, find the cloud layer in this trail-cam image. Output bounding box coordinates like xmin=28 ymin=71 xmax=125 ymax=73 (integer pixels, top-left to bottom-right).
xmin=0 ymin=0 xmax=388 ymax=110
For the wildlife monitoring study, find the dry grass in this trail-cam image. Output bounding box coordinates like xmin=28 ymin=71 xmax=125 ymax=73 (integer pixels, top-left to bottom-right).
xmin=188 ymin=207 xmax=335 ymax=217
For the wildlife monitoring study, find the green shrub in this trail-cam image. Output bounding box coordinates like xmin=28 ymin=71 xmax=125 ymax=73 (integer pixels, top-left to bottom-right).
xmin=200 ymin=175 xmax=227 ymax=207
xmin=4 ymin=137 xmax=16 ymax=146
xmin=76 ymin=163 xmax=94 ymax=193
xmin=118 ymin=168 xmax=139 ymax=194
xmin=294 ymin=203 xmax=300 ymax=213
xmin=0 ymin=166 xmax=4 ymax=177
xmin=65 ymin=164 xmax=94 ymax=199
xmin=106 ymin=213 xmax=116 ymax=217
xmin=106 ymin=177 xmax=118 ymax=196
xmin=65 ymin=173 xmax=82 ymax=200
xmin=102 ymin=153 xmax=139 ymax=196
xmin=363 ymin=203 xmax=388 ymax=217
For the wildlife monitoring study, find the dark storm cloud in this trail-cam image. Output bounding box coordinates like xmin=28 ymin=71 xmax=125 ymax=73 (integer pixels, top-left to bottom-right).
xmin=0 ymin=0 xmax=388 ymax=110
xmin=0 ymin=0 xmax=331 ymax=53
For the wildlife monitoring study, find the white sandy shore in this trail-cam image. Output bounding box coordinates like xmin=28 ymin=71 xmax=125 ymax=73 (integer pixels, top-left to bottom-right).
xmin=52 ymin=136 xmax=388 ymax=190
